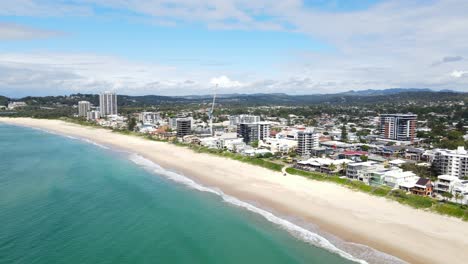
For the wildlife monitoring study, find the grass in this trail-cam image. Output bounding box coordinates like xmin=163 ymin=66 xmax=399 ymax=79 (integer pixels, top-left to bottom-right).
xmin=286 ymin=167 xmax=467 ymax=220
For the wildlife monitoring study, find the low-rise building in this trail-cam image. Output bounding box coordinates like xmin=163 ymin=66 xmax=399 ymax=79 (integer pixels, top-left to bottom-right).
xmin=382 ymin=170 xmax=419 ymax=189
xmin=86 ymin=110 xmax=101 ymax=121
xmin=410 ymin=178 xmax=433 ymax=196
xmin=7 ymin=102 xmax=27 ymax=110
xmin=296 ymin=158 xmax=353 ymax=174
xmin=259 ymin=137 xmax=297 ymax=155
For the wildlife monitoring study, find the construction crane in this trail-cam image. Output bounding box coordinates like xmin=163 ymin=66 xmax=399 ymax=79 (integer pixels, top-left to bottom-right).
xmin=208 ymin=84 xmax=217 ymax=136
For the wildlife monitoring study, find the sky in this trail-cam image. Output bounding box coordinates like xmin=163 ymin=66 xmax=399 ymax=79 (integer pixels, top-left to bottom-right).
xmin=1 ymin=0 xmax=468 ymax=97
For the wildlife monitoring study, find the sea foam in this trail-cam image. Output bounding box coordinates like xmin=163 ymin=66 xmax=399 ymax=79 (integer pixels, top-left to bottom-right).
xmin=128 ymin=153 xmax=369 ymax=264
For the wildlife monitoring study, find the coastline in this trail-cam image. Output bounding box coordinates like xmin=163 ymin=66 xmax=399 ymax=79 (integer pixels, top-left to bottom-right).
xmin=2 ymin=118 xmax=468 ymax=264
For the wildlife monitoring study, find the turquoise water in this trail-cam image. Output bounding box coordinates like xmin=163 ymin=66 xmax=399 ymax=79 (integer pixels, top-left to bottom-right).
xmin=0 ymin=124 xmax=357 ymax=264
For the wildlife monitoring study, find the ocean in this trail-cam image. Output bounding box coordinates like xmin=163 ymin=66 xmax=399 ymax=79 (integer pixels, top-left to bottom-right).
xmin=0 ymin=124 xmax=364 ymax=264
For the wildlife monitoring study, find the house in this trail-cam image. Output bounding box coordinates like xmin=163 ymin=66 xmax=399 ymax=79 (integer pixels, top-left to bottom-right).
xmin=338 ymin=150 xmax=368 ymax=161
xmin=382 ymin=169 xmax=419 ymax=189
xmin=296 ymin=158 xmax=353 ymax=174
xmin=404 ymin=148 xmax=424 ymax=161
xmin=346 ymin=161 xmax=388 ymax=184
xmin=411 ymin=178 xmax=433 ymax=196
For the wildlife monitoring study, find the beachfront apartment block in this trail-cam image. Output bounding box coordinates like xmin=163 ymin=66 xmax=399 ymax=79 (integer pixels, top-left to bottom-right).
xmin=434 ymin=175 xmax=468 ymax=204
xmin=229 ymin=114 xmax=261 ymax=126
xmin=432 ymin=146 xmax=468 ymax=178
xmin=176 ymin=118 xmax=192 ymax=138
xmin=139 ymin=112 xmax=161 ymax=125
xmin=78 ymin=101 xmax=91 ymax=117
xmin=296 ymin=129 xmax=319 ymax=157
xmin=237 ymin=122 xmax=271 ymax=144
xmin=86 ymin=110 xmax=101 ymax=121
xmin=379 ymin=113 xmax=417 ymax=142
xmin=99 ymin=91 xmax=118 ymax=116
xmin=259 ymin=137 xmax=298 ymax=155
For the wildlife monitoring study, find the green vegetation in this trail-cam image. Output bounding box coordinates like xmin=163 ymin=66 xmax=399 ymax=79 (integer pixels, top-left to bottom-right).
xmin=286 ymin=167 xmax=468 ymax=220
xmin=127 ymin=117 xmax=137 ymax=131
xmin=341 ymin=125 xmax=348 ymax=142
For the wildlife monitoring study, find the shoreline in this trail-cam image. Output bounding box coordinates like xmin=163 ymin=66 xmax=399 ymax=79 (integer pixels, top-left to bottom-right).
xmin=2 ymin=118 xmax=468 ymax=264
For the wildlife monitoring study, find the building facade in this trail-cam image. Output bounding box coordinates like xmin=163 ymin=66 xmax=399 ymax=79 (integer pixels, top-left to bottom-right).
xmin=229 ymin=115 xmax=260 ymax=126
xmin=379 ymin=113 xmax=417 ymax=142
xmin=86 ymin=110 xmax=101 ymax=121
xmin=296 ymin=130 xmax=319 ymax=157
xmin=237 ymin=122 xmax=270 ymax=144
xmin=176 ymin=118 xmax=192 ymax=138
xmin=433 ymin=147 xmax=468 ymax=178
xmin=99 ymin=91 xmax=118 ymax=116
xmin=139 ymin=112 xmax=161 ymax=124
xmin=78 ymin=101 xmax=91 ymax=117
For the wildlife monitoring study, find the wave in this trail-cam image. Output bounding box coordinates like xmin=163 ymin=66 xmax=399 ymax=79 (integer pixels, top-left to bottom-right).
xmin=31 ymin=127 xmax=110 ymax=150
xmin=80 ymin=138 xmax=110 ymax=150
xmin=128 ymin=153 xmax=369 ymax=264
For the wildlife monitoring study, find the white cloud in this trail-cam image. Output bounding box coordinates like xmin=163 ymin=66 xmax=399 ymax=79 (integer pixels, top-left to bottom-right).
xmin=1 ymin=1 xmax=468 ymax=95
xmin=450 ymin=70 xmax=468 ymax=78
xmin=0 ymin=22 xmax=63 ymax=40
xmin=210 ymin=75 xmax=244 ymax=88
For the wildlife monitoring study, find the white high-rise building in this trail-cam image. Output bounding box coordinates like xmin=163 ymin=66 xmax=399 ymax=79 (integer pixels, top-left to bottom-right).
xmin=99 ymin=91 xmax=118 ymax=116
xmin=78 ymin=101 xmax=91 ymax=117
xmin=296 ymin=129 xmax=319 ymax=157
xmin=433 ymin=147 xmax=468 ymax=178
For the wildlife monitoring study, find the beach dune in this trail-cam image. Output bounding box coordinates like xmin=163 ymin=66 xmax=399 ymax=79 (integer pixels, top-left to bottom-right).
xmin=1 ymin=117 xmax=468 ymax=264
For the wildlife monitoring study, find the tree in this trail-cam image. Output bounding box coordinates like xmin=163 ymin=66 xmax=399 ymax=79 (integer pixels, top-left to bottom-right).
xmin=441 ymin=192 xmax=453 ymax=201
xmin=456 ymin=121 xmax=465 ymax=132
xmin=328 ymin=163 xmax=337 ymax=174
xmin=341 ymin=125 xmax=348 ymax=142
xmin=341 ymin=162 xmax=348 ymax=175
xmin=127 ymin=117 xmax=137 ymax=131
xmin=360 ymin=155 xmax=368 ymax=162
xmin=454 ymin=192 xmax=462 ymax=204
xmin=250 ymin=140 xmax=259 ymax=148
xmin=360 ymin=145 xmax=370 ymax=151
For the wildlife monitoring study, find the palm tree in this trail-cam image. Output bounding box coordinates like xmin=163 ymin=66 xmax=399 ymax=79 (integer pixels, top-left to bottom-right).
xmin=454 ymin=192 xmax=462 ymax=204
xmin=341 ymin=162 xmax=348 ymax=175
xmin=328 ymin=163 xmax=337 ymax=175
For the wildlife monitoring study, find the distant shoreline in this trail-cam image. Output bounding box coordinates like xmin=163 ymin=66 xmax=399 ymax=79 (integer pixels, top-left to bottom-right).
xmin=2 ymin=117 xmax=468 ymax=264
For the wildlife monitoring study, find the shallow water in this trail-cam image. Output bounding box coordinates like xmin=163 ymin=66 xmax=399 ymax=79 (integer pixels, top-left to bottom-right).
xmin=0 ymin=124 xmax=371 ymax=264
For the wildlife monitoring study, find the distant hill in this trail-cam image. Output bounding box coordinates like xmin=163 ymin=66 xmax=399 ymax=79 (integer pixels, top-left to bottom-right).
xmin=0 ymin=88 xmax=465 ymax=107
xmin=337 ymin=88 xmax=435 ymax=96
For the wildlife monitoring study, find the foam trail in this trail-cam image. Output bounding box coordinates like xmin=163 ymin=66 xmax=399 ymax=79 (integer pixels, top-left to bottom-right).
xmin=31 ymin=127 xmax=110 ymax=150
xmin=80 ymin=138 xmax=110 ymax=149
xmin=129 ymin=153 xmax=368 ymax=264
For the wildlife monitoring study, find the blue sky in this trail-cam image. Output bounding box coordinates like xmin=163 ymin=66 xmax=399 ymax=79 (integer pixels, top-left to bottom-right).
xmin=0 ymin=0 xmax=467 ymax=96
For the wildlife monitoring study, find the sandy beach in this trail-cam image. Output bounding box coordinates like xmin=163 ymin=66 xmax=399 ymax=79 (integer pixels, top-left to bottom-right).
xmin=1 ymin=117 xmax=467 ymax=264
